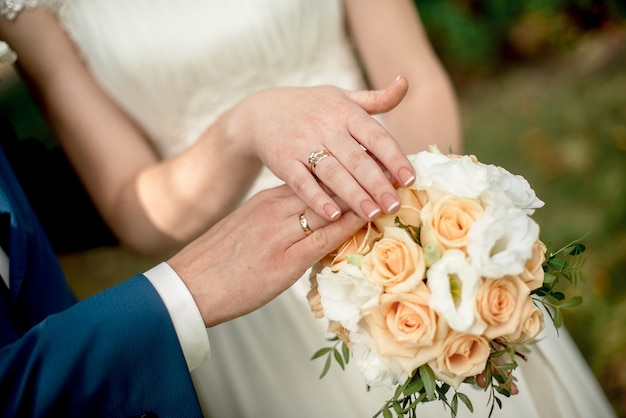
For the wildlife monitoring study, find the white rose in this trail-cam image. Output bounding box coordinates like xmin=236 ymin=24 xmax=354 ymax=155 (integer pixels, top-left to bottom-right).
xmin=467 ymin=207 xmax=539 ymax=279
xmin=350 ymin=328 xmax=408 ymax=388
xmin=482 ymin=164 xmax=544 ymax=214
xmin=426 ymin=250 xmax=485 ymax=335
xmin=408 ymin=151 xmax=491 ymax=200
xmin=316 ymin=264 xmax=381 ymax=332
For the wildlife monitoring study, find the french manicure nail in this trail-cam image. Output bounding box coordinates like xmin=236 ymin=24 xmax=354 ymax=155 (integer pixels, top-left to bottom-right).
xmin=382 ymin=192 xmax=400 ymax=213
xmin=386 ymin=200 xmax=400 ymax=214
xmin=361 ymin=200 xmax=381 ymax=220
xmin=324 ymin=204 xmax=341 ymax=220
xmin=399 ymin=167 xmax=416 ymax=187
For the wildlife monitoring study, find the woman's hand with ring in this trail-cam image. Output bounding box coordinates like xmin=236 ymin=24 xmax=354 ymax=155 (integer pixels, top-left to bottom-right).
xmin=220 ymin=76 xmax=416 ymax=221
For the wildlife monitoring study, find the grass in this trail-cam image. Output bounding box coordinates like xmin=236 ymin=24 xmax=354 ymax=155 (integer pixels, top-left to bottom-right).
xmin=457 ymin=32 xmax=626 ymax=416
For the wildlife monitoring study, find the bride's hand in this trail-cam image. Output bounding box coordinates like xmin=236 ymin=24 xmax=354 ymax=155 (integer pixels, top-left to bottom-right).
xmin=168 ymin=184 xmax=366 ymax=327
xmin=223 ymin=77 xmax=415 ymax=221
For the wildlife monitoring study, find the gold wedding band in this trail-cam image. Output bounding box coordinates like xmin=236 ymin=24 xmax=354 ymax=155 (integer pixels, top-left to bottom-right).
xmin=299 ymin=211 xmax=313 ymax=236
xmin=308 ymin=149 xmax=333 ymax=174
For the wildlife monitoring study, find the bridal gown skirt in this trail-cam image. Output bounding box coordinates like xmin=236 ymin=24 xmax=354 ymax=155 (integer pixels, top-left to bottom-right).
xmin=191 ymin=209 xmax=616 ymax=417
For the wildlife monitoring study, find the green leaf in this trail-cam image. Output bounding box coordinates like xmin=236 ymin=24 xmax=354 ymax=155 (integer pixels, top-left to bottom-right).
xmin=311 ymin=347 xmax=332 ymax=360
xmin=569 ymin=243 xmax=586 ymax=256
xmin=542 ymin=273 xmax=557 ymax=284
xmin=319 ymin=355 xmax=331 ymax=379
xmin=553 ymin=308 xmax=563 ymax=328
xmin=456 ymin=392 xmax=473 ymax=412
xmin=495 ymin=386 xmax=511 ymax=397
xmin=495 ymin=362 xmax=518 ymax=371
xmin=419 ymin=365 xmax=437 ymax=401
xmin=495 ymin=396 xmax=502 ymax=409
xmin=333 ymin=348 xmax=345 ymax=370
xmin=382 ymin=408 xmax=392 ymax=418
xmin=551 ymin=291 xmax=565 ymax=301
xmin=451 ymin=394 xmax=459 ymax=416
xmin=342 ymin=342 xmax=350 ymax=364
xmin=560 ymin=296 xmax=583 ymax=309
xmin=405 ymin=377 xmax=424 ymax=395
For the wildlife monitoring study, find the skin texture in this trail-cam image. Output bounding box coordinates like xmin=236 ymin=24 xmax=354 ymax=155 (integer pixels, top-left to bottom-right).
xmin=0 ymin=0 xmax=461 ymax=258
xmin=168 ymin=185 xmax=367 ymax=327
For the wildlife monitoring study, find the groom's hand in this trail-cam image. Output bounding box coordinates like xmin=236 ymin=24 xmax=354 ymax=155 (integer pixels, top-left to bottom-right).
xmin=168 ymin=184 xmax=366 ymax=327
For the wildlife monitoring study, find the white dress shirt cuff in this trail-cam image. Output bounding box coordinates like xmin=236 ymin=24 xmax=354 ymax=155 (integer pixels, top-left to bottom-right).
xmin=144 ymin=262 xmax=210 ymax=371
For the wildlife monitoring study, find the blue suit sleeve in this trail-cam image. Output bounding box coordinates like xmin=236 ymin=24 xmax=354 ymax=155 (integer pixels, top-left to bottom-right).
xmin=0 ymin=274 xmax=203 ymax=418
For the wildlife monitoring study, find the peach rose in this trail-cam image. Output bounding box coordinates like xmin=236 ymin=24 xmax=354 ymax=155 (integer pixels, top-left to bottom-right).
xmin=374 ymin=188 xmax=427 ymax=231
xmin=327 ymin=320 xmax=351 ymax=347
xmin=361 ymin=287 xmax=447 ymax=373
xmin=420 ymin=195 xmax=484 ymax=251
xmin=475 ymin=276 xmax=530 ymax=340
xmin=430 ymin=330 xmax=490 ymax=388
xmin=503 ymin=297 xmax=545 ymax=343
xmin=306 ymin=274 xmax=324 ymax=319
xmin=321 ymin=222 xmax=381 ymax=271
xmin=519 ymin=239 xmax=546 ymax=291
xmin=362 ymin=227 xmax=425 ymax=293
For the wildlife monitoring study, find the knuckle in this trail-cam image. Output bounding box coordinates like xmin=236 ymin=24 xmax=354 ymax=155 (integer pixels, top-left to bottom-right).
xmin=344 ymin=148 xmax=370 ymax=169
xmin=320 ymin=159 xmax=342 ymax=178
xmin=290 ymin=172 xmax=310 ymax=196
xmin=366 ymin=129 xmax=388 ymax=149
xmin=310 ymin=228 xmax=330 ymax=250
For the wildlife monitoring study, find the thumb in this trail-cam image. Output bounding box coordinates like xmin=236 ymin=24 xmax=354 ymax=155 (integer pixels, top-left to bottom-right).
xmin=345 ymin=76 xmax=409 ymax=115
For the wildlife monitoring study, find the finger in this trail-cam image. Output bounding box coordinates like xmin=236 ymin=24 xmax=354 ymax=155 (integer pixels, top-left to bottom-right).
xmin=309 ymin=150 xmax=395 ymax=219
xmin=345 ymin=76 xmax=408 ymax=115
xmin=287 ymin=211 xmax=367 ymax=265
xmin=291 ymin=191 xmax=354 ymax=238
xmin=287 ymin=164 xmax=345 ymax=220
xmin=345 ymin=77 xmax=416 ymax=189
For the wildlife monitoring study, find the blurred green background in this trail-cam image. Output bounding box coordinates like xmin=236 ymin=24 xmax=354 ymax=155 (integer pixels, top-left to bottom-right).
xmin=1 ymin=0 xmax=625 ymax=415
xmin=416 ymin=0 xmax=626 ymax=415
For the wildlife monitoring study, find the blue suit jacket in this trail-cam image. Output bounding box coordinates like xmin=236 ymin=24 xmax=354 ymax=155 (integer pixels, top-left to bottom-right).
xmin=0 ymin=146 xmax=203 ymax=417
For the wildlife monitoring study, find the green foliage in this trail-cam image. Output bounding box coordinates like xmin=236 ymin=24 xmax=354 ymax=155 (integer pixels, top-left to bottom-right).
xmin=461 ymin=40 xmax=626 ymax=416
xmin=372 ymin=365 xmax=473 ymax=418
xmin=415 ymin=0 xmax=626 ymax=77
xmin=533 ymin=239 xmax=586 ymax=328
xmin=311 ymin=336 xmax=349 ymax=378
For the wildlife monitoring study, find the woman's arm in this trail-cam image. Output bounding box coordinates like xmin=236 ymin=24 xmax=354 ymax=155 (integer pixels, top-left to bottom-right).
xmin=345 ymin=0 xmax=462 ymax=153
xmin=0 ymin=8 xmax=262 ymax=257
xmin=1 ymin=7 xmax=421 ymax=258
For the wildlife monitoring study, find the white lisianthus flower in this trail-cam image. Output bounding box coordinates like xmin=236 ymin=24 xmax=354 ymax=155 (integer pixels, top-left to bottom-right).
xmin=350 ymin=328 xmax=408 ymax=388
xmin=427 ymin=250 xmax=485 ymax=334
xmin=408 ymin=151 xmax=490 ymax=200
xmin=482 ymin=164 xmax=544 ymax=214
xmin=467 ymin=208 xmax=540 ymax=279
xmin=316 ymin=264 xmax=381 ymax=332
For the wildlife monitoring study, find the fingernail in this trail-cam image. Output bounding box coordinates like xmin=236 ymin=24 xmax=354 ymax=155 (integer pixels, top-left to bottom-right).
xmin=382 ymin=193 xmax=400 ymax=214
xmin=324 ymin=204 xmax=341 ymax=220
xmin=399 ymin=167 xmax=415 ymax=187
xmin=361 ymin=200 xmax=381 ymax=220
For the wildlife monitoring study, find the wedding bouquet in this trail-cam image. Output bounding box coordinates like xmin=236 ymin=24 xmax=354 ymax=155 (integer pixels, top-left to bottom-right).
xmin=307 ymin=146 xmax=584 ymax=417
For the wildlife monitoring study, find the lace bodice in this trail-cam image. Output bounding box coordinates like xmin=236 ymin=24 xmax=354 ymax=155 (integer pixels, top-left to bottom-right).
xmin=10 ymin=0 xmax=364 ymax=159
xmin=0 ymin=0 xmax=37 ymax=20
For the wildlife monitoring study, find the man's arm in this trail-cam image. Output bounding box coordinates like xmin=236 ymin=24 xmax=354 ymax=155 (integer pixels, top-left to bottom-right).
xmin=0 ymin=275 xmax=203 ymax=418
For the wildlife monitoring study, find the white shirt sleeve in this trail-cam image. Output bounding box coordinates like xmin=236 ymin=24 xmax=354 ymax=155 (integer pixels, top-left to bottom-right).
xmin=143 ymin=262 xmax=210 ymax=371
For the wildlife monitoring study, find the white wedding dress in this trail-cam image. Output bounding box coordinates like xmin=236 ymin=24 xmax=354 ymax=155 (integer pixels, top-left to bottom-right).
xmin=21 ymin=1 xmax=615 ymax=417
